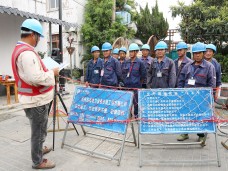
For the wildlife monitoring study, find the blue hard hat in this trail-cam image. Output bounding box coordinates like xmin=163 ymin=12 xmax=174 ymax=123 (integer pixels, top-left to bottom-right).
xmin=119 ymin=47 xmax=127 ymax=53
xmin=141 ymin=44 xmax=150 ymax=50
xmin=192 ymin=42 xmax=206 ymax=53
xmin=206 ymin=44 xmax=216 ymax=52
xmin=21 ymin=19 xmax=44 ymax=37
xmin=129 ymin=43 xmax=139 ymax=51
xmin=154 ymin=41 xmax=168 ymax=50
xmin=102 ymin=42 xmax=112 ymax=51
xmin=112 ymin=48 xmax=119 ymax=54
xmin=176 ymin=42 xmax=188 ymax=50
xmin=91 ymin=46 xmax=100 ymax=53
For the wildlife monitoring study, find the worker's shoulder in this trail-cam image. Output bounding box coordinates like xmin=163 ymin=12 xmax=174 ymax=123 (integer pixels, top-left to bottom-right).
xmin=20 ymin=50 xmax=37 ymax=57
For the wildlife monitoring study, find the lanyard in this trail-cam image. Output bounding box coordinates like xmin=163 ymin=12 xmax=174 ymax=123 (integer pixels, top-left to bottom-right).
xmin=129 ymin=62 xmax=135 ymax=74
xmin=141 ymin=57 xmax=147 ymax=63
xmin=177 ymin=63 xmax=183 ymax=77
xmin=190 ymin=65 xmax=200 ymax=78
xmin=156 ymin=61 xmax=163 ymax=71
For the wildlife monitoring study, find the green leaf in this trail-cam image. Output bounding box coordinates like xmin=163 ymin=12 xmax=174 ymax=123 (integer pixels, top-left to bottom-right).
xmin=170 ymin=0 xmax=227 ymax=44
xmin=81 ymin=0 xmax=135 ymax=63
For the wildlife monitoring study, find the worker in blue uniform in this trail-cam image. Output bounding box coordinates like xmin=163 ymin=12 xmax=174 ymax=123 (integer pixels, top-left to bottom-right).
xmin=85 ymin=46 xmax=103 ymax=88
xmin=204 ymin=44 xmax=222 ymax=100
xmin=177 ymin=42 xmax=216 ymax=145
xmin=112 ymin=48 xmax=119 ymax=59
xmin=147 ymin=41 xmax=176 ymax=88
xmin=100 ymin=42 xmax=122 ymax=87
xmin=174 ymin=42 xmax=193 ymax=87
xmin=139 ymin=44 xmax=153 ymax=88
xmin=118 ymin=47 xmax=128 ymax=86
xmin=123 ymin=43 xmax=146 ymax=118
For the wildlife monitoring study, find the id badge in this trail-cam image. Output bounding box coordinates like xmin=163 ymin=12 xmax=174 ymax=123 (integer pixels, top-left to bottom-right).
xmin=100 ymin=69 xmax=104 ymax=76
xmin=127 ymin=72 xmax=130 ymax=78
xmin=157 ymin=71 xmax=162 ymax=77
xmin=188 ymin=78 xmax=196 ymax=85
xmin=94 ymin=70 xmax=99 ymax=74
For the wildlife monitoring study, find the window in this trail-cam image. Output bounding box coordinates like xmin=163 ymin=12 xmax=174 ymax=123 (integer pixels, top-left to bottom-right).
xmin=51 ymin=34 xmax=59 ymax=48
xmin=49 ymin=0 xmax=59 ymax=10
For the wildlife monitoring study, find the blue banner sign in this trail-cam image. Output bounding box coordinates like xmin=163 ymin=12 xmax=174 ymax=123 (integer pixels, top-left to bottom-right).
xmin=68 ymin=87 xmax=133 ymax=134
xmin=138 ymin=88 xmax=215 ymax=134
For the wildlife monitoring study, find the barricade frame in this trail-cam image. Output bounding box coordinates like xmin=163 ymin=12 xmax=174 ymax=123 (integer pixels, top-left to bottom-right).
xmin=62 ymin=121 xmax=136 ymax=166
xmin=61 ymin=87 xmax=137 ymax=166
xmin=138 ymin=88 xmax=221 ymax=167
xmin=138 ymin=129 xmax=220 ymax=167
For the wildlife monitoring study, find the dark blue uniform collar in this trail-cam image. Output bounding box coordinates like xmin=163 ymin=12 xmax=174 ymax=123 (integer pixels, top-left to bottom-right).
xmin=141 ymin=56 xmax=153 ymax=62
xmin=154 ymin=56 xmax=168 ymax=63
xmin=174 ymin=56 xmax=189 ymax=62
xmin=141 ymin=56 xmax=150 ymax=60
xmin=89 ymin=57 xmax=103 ymax=68
xmin=90 ymin=57 xmax=101 ymax=61
xmin=211 ymin=58 xmax=218 ymax=63
xmin=104 ymin=56 xmax=112 ymax=63
xmin=182 ymin=56 xmax=190 ymax=64
xmin=90 ymin=57 xmax=102 ymax=63
xmin=126 ymin=57 xmax=140 ymax=63
xmin=97 ymin=57 xmax=102 ymax=62
xmin=119 ymin=58 xmax=126 ymax=62
xmin=191 ymin=59 xmax=207 ymax=68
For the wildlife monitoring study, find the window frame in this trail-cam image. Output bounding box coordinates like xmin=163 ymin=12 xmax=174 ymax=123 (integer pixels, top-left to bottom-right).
xmin=47 ymin=0 xmax=59 ymax=11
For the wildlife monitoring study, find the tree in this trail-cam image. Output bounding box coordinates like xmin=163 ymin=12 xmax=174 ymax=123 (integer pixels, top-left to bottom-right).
xmin=135 ymin=1 xmax=169 ymax=44
xmin=214 ymin=53 xmax=228 ymax=82
xmin=81 ymin=0 xmax=135 ymax=62
xmin=170 ymin=0 xmax=228 ymax=46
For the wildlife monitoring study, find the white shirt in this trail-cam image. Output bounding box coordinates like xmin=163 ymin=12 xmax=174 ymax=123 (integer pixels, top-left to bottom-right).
xmin=16 ymin=41 xmax=55 ymax=108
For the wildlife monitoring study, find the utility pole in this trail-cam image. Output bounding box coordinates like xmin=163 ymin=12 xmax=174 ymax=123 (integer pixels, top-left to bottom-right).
xmin=58 ymin=0 xmax=66 ymax=94
xmin=112 ymin=0 xmax=116 ymax=23
xmin=185 ymin=14 xmax=189 ymax=43
xmin=59 ymin=0 xmax=63 ymax=62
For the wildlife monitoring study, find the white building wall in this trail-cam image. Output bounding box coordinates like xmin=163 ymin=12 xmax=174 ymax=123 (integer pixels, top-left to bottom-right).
xmin=47 ymin=0 xmax=86 ymax=69
xmin=0 ymin=14 xmax=48 ymax=76
xmin=0 ymin=14 xmax=23 ymax=75
xmin=0 ymin=0 xmax=86 ymax=76
xmin=0 ymin=0 xmax=48 ymax=76
xmin=0 ymin=0 xmax=47 ymax=15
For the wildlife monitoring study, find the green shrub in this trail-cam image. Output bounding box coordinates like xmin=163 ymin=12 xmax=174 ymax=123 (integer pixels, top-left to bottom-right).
xmin=214 ymin=53 xmax=228 ymax=83
xmin=72 ymin=67 xmax=83 ymax=79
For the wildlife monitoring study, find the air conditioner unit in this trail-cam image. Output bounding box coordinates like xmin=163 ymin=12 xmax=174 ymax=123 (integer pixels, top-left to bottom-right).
xmin=115 ymin=11 xmax=131 ymax=25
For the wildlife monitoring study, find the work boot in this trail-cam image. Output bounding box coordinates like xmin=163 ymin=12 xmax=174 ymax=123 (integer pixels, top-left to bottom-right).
xmin=198 ymin=136 xmax=206 ymax=147
xmin=177 ymin=134 xmax=189 ymax=141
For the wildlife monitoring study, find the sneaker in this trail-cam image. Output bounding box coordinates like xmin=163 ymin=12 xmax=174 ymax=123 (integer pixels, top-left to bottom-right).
xmin=177 ymin=134 xmax=189 ymax=141
xmin=32 ymin=159 xmax=55 ymax=169
xmin=198 ymin=136 xmax=206 ymax=146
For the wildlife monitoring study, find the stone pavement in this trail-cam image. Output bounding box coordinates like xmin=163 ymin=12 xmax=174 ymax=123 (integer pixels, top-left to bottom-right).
xmin=0 ymin=83 xmax=228 ymax=171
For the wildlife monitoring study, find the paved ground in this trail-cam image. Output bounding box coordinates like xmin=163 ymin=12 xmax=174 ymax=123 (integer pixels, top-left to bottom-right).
xmin=0 ymin=83 xmax=228 ymax=171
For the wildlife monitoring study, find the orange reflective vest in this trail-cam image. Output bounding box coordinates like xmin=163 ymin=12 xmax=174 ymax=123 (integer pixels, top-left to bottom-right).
xmin=11 ymin=43 xmax=53 ymax=96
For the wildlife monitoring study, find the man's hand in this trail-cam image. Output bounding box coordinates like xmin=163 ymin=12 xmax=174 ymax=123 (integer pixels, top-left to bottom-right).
xmin=85 ymin=81 xmax=89 ymax=87
xmin=52 ymin=68 xmax=59 ymax=76
xmin=214 ymin=88 xmax=219 ymax=100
